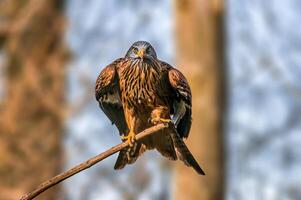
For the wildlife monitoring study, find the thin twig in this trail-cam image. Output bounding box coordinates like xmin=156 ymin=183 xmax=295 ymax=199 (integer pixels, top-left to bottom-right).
xmin=20 ymin=123 xmax=168 ymax=200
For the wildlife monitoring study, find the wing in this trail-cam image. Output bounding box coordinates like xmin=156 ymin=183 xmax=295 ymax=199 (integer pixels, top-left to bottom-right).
xmin=162 ymin=62 xmax=192 ymax=138
xmin=95 ymin=58 xmax=128 ymax=135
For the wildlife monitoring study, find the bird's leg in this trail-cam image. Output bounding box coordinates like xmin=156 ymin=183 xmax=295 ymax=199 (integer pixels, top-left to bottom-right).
xmin=122 ymin=108 xmax=137 ymax=147
xmin=150 ymin=106 xmax=171 ymax=124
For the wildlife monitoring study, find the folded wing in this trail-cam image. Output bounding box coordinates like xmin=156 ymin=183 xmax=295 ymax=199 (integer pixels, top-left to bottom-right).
xmin=95 ymin=58 xmax=128 ymax=135
xmin=166 ymin=64 xmax=192 ymax=139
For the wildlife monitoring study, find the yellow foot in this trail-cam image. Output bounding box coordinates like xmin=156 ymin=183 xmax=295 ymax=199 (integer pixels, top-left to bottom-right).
xmin=151 ymin=117 xmax=171 ymax=124
xmin=121 ymin=131 xmax=136 ymax=147
xmin=160 ymin=118 xmax=171 ymax=123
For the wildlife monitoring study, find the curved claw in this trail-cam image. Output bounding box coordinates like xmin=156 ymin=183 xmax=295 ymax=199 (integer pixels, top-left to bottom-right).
xmin=121 ymin=131 xmax=136 ymax=147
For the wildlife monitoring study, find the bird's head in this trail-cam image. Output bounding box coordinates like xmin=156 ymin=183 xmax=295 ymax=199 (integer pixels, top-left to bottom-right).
xmin=125 ymin=41 xmax=157 ymax=60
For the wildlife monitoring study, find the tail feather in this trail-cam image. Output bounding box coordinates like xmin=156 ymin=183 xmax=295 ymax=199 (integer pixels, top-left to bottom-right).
xmin=114 ymin=148 xmax=128 ymax=170
xmin=169 ymin=125 xmax=205 ymax=175
xmin=114 ymin=142 xmax=145 ymax=170
xmin=114 ymin=124 xmax=205 ymax=175
xmin=153 ymin=130 xmax=177 ymax=160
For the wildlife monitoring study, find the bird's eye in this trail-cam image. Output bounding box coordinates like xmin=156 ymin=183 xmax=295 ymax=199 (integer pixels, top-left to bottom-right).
xmin=132 ymin=47 xmax=138 ymax=54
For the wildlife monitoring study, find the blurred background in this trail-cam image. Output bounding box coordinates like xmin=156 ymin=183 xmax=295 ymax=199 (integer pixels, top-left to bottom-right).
xmin=0 ymin=0 xmax=300 ymax=200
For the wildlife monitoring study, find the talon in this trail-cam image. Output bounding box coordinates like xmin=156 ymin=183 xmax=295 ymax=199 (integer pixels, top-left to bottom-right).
xmin=121 ymin=131 xmax=136 ymax=147
xmin=160 ymin=118 xmax=171 ymax=123
xmin=151 ymin=117 xmax=171 ymax=124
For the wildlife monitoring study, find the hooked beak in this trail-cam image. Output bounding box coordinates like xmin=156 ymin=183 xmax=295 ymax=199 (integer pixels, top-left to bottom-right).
xmin=137 ymin=48 xmax=145 ymax=59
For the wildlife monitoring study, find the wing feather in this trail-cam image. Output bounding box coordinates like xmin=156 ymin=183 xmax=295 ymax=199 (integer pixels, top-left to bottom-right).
xmin=95 ymin=58 xmax=128 ymax=135
xmin=162 ymin=62 xmax=192 ymax=138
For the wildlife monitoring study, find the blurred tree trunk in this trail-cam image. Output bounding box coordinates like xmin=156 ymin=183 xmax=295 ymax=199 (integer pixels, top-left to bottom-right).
xmin=0 ymin=0 xmax=66 ymax=199
xmin=174 ymin=0 xmax=225 ymax=199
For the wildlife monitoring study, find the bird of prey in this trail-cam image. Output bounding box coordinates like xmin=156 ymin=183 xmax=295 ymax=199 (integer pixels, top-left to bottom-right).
xmin=95 ymin=41 xmax=205 ymax=175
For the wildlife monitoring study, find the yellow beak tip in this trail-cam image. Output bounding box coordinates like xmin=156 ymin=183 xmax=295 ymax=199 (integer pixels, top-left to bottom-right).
xmin=137 ymin=49 xmax=145 ymax=58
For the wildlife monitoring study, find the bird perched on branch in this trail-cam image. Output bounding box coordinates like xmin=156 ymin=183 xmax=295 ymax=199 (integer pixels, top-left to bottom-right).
xmin=95 ymin=41 xmax=205 ymax=175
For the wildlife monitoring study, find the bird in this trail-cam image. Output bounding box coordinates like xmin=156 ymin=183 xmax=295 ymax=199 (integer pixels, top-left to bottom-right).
xmin=95 ymin=41 xmax=205 ymax=175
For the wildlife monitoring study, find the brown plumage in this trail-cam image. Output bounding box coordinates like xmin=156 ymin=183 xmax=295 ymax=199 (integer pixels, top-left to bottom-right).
xmin=95 ymin=41 xmax=205 ymax=175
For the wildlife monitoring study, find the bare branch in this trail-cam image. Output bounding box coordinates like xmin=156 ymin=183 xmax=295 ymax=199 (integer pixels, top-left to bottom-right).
xmin=19 ymin=123 xmax=168 ymax=200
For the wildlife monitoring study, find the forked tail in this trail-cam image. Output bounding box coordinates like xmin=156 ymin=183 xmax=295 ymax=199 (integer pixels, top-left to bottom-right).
xmin=169 ymin=124 xmax=205 ymax=175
